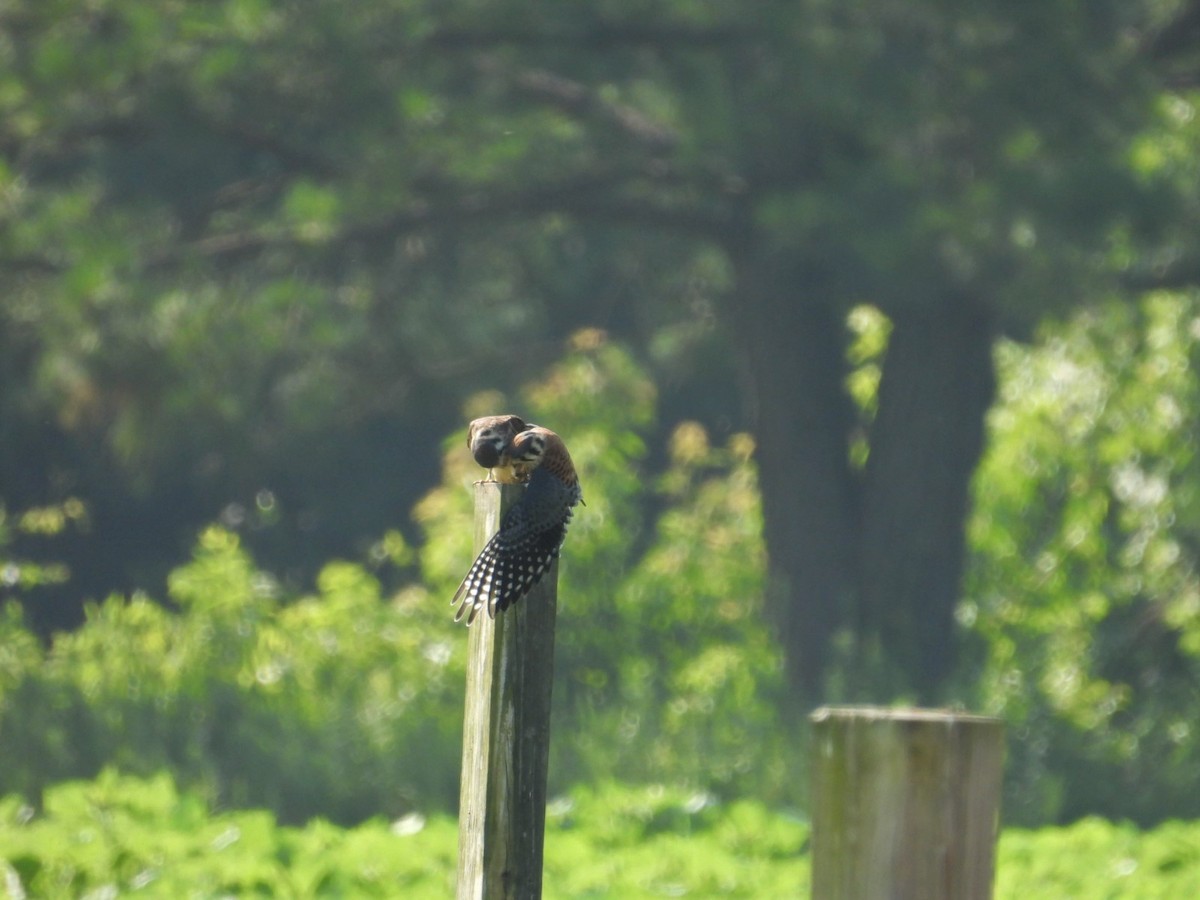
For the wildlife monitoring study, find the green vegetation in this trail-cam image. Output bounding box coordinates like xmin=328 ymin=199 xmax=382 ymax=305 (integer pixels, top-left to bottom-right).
xmin=997 ymin=818 xmax=1200 ymax=900
xmin=969 ymin=290 xmax=1200 ymax=825
xmin=0 ymin=771 xmax=459 ymax=898
xmin=1 ymin=343 xmax=791 ymax=822
xmin=3 ymin=0 xmax=1196 ymax=704
xmin=3 ymin=772 xmax=1198 ymax=899
xmin=5 ymin=309 xmax=1200 ymax=844
xmin=5 ymin=5 xmax=1200 ymax=888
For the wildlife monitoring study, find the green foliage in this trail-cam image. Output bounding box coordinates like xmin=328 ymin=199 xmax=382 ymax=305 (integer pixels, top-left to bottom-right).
xmin=419 ymin=336 xmax=790 ymax=802
xmin=0 ymin=770 xmax=457 ymax=898
xmin=5 ymin=0 xmax=1200 ymax=845
xmin=968 ymin=290 xmax=1200 ymax=824
xmin=10 ymin=311 xmax=1200 ymax=832
xmin=3 ymin=772 xmax=1199 ymax=898
xmin=0 ymin=499 xmax=86 ymax=595
xmin=2 ymin=0 xmax=1173 ymax=645
xmin=0 ymin=775 xmax=804 ymax=899
xmin=0 ymin=526 xmax=465 ymax=824
xmin=0 ymin=339 xmax=789 ymax=820
xmin=571 ymin=423 xmax=785 ymax=797
xmin=997 ymin=818 xmax=1200 ymax=899
xmin=543 ymin=783 xmax=809 ymax=899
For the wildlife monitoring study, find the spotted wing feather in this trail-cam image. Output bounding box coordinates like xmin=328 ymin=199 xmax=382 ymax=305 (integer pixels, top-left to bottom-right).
xmin=451 ymin=516 xmax=567 ymax=624
xmin=452 ymin=461 xmax=580 ymax=623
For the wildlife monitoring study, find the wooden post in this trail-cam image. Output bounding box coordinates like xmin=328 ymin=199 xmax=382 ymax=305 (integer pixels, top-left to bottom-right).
xmin=456 ymin=482 xmax=558 ymax=900
xmin=810 ymin=705 xmax=1004 ymax=900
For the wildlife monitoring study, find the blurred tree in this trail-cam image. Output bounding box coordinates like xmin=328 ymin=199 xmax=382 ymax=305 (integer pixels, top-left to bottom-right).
xmin=0 ymin=0 xmax=1192 ymax=701
xmin=968 ymin=290 xmax=1200 ymax=824
xmin=0 ymin=0 xmax=736 ymax=631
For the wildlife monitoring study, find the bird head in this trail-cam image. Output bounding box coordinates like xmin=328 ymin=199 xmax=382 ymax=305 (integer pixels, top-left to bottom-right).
xmin=467 ymin=414 xmax=527 ymax=469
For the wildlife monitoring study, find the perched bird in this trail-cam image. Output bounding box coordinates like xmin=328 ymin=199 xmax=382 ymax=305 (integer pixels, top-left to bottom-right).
xmin=466 ymin=414 xmax=531 ymax=484
xmin=453 ymin=425 xmax=582 ymax=624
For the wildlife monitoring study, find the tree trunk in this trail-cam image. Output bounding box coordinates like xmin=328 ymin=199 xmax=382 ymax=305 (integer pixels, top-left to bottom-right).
xmin=732 ymin=241 xmax=997 ymax=700
xmin=732 ymin=248 xmax=997 ymax=700
xmin=858 ymin=299 xmax=996 ymax=699
xmin=733 ymin=252 xmax=858 ymax=694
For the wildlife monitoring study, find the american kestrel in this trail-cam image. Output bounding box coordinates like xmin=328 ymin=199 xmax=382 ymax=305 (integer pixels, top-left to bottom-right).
xmin=453 ymin=425 xmax=582 ymax=624
xmin=466 ymin=414 xmax=531 ymax=484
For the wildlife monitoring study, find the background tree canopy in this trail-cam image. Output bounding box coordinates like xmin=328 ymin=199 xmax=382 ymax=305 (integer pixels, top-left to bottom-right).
xmin=4 ymin=0 xmax=1200 ymax=827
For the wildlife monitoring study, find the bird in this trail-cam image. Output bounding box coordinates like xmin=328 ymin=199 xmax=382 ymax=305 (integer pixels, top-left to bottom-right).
xmin=466 ymin=414 xmax=532 ymax=484
xmin=452 ymin=424 xmax=583 ymax=624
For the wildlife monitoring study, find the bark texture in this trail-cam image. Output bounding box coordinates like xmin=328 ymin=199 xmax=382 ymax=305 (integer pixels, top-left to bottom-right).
xmin=735 ymin=253 xmax=858 ymax=693
xmin=733 ymin=249 xmax=997 ymax=699
xmin=859 ymin=300 xmax=996 ymax=697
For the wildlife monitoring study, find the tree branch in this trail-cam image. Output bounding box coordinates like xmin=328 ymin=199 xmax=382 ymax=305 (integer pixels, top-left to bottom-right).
xmin=425 ymin=22 xmax=756 ymax=52
xmin=1144 ymin=0 xmax=1200 ymax=62
xmin=147 ymin=171 xmax=738 ymax=270
xmin=1120 ymin=255 xmax=1200 ymax=293
xmin=0 ymin=254 xmax=66 ymax=275
xmin=491 ymin=59 xmax=680 ymax=151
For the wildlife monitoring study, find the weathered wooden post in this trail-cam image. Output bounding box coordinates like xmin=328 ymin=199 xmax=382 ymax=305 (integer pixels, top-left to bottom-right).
xmin=810 ymin=705 xmax=1004 ymax=900
xmin=456 ymin=482 xmax=557 ymax=900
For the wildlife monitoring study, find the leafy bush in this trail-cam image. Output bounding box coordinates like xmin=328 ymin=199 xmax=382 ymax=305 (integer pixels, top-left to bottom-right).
xmin=0 ymin=527 xmax=464 ymax=824
xmin=3 ymin=772 xmax=1199 ymax=899
xmin=967 ymin=292 xmax=1200 ymax=824
xmin=0 ymin=770 xmax=457 ymax=898
xmin=996 ymin=818 xmax=1200 ymax=899
xmin=0 ymin=499 xmax=85 ymax=607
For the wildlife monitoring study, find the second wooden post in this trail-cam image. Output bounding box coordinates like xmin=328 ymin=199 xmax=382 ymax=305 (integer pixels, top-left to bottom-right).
xmin=456 ymin=482 xmax=558 ymax=900
xmin=810 ymin=705 xmax=1004 ymax=900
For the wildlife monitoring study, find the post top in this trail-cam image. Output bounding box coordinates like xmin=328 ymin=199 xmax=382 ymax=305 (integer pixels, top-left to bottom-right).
xmin=809 ymin=704 xmax=1002 ymax=726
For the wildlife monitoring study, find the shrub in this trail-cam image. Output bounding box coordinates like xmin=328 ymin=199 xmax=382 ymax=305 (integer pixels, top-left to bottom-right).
xmin=0 ymin=528 xmax=464 ymax=824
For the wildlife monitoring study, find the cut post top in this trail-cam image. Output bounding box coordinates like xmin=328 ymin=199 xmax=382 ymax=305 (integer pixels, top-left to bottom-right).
xmin=810 ymin=704 xmax=1002 ymax=727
